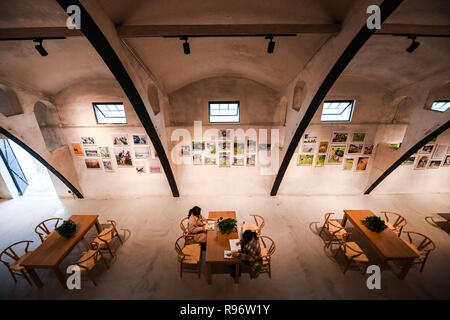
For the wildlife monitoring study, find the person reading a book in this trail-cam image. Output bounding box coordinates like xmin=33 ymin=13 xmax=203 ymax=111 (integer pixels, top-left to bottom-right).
xmin=232 ymin=230 xmax=262 ymax=279
xmin=187 ymin=206 xmax=207 ymax=244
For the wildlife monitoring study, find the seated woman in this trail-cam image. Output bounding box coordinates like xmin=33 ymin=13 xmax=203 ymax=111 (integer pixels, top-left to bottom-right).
xmin=187 ymin=206 xmax=207 ymax=244
xmin=232 ymin=230 xmax=263 ymax=279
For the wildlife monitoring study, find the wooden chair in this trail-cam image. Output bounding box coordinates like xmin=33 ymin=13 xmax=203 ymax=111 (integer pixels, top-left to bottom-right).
xmin=259 ymin=235 xmax=275 ymax=278
xmin=334 ymin=233 xmax=370 ymax=274
xmin=402 ymin=231 xmax=436 ymax=272
xmin=380 ymin=211 xmax=407 ymax=237
xmin=319 ymin=212 xmax=347 ymax=248
xmin=35 ymin=217 xmax=63 ymax=243
xmin=175 ymin=235 xmax=201 ymax=278
xmin=180 ymin=217 xmax=196 ymax=240
xmin=242 ymin=214 xmax=265 ymax=236
xmin=91 ymin=220 xmax=123 ymax=257
xmin=0 ymin=240 xmax=34 ymax=285
xmin=73 ymin=245 xmax=109 ymax=286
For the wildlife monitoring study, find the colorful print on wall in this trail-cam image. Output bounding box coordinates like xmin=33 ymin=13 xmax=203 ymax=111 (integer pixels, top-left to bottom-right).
xmin=102 ymin=160 xmax=114 ymax=172
xmin=297 ymin=154 xmax=314 ymax=166
xmin=327 ymin=145 xmax=346 ymax=164
xmin=99 ymin=146 xmax=110 ymax=159
xmin=303 ymin=134 xmax=317 ymax=144
xmin=233 ymin=157 xmax=245 ymax=166
xmin=81 ymin=136 xmax=96 ymax=146
xmin=428 ymin=160 xmax=441 ymax=169
xmin=355 ymin=157 xmax=369 ymax=171
xmin=352 ymin=133 xmax=365 ymax=142
xmin=301 ymin=144 xmax=315 ymax=153
xmin=85 ymin=158 xmax=100 ymax=169
xmin=181 ymin=145 xmax=191 ymax=157
xmin=258 ymin=143 xmax=271 ymax=151
xmin=315 ymin=154 xmax=326 ymax=167
xmin=112 ymin=134 xmax=129 ymax=146
xmin=218 ymin=129 xmax=231 ymax=140
xmin=134 ymin=146 xmax=150 ymax=159
xmin=318 ymin=142 xmax=329 ymax=154
xmin=418 ymin=143 xmax=435 ymax=155
xmin=84 ymin=147 xmax=99 ymax=157
xmin=247 ymin=139 xmax=257 ymax=152
xmin=114 ymin=148 xmax=133 ymax=167
xmin=415 ymin=155 xmax=429 ymax=170
xmin=192 ymin=141 xmax=205 ymax=151
xmin=206 ymin=142 xmax=216 ymax=155
xmin=72 ymin=143 xmax=83 ymax=155
xmin=363 ymin=144 xmax=374 ymax=155
xmin=149 ymin=158 xmax=161 ymax=173
xmin=219 ymin=141 xmax=231 ymax=151
xmin=442 ymin=155 xmax=450 ymax=167
xmin=193 ymin=153 xmax=203 ymax=165
xmin=402 ymin=155 xmax=416 ymax=165
xmin=219 ymin=152 xmax=230 ymax=167
xmin=135 ymin=160 xmax=146 ymax=173
xmin=204 ymin=156 xmax=217 ymax=165
xmin=132 ymin=134 xmax=148 ymax=145
xmin=343 ymin=158 xmax=354 ymax=170
xmin=331 ymin=132 xmax=348 ymax=143
xmin=348 ymin=143 xmax=363 ymax=154
xmin=234 ymin=142 xmax=245 ymax=155
xmin=246 ymin=154 xmax=256 ymax=166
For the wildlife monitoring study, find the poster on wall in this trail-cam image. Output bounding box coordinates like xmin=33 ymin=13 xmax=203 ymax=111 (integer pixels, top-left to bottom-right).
xmin=181 ymin=145 xmax=191 ymax=157
xmin=102 ymin=160 xmax=114 ymax=172
xmin=233 ymin=157 xmax=245 ymax=166
xmin=72 ymin=143 xmax=83 ymax=156
xmin=204 ymin=156 xmax=217 ymax=165
xmin=219 ymin=141 xmax=231 ymax=151
xmin=414 ymin=155 xmax=429 ymax=170
xmin=331 ymin=132 xmax=348 ymax=143
xmin=347 ymin=143 xmax=363 ymax=154
xmin=99 ymin=146 xmax=110 ymax=159
xmin=206 ymin=142 xmax=216 ymax=154
xmin=355 ymin=157 xmax=369 ymax=171
xmin=234 ymin=142 xmax=245 ymax=155
xmin=318 ymin=142 xmax=329 ymax=154
xmin=193 ymin=141 xmax=205 ymax=151
xmin=219 ymin=152 xmax=230 ymax=167
xmin=246 ymin=154 xmax=256 ymax=166
xmin=114 ymin=148 xmax=133 ymax=167
xmin=343 ymin=158 xmax=354 ymax=170
xmin=432 ymin=144 xmax=447 ymax=159
xmin=315 ymin=154 xmax=326 ymax=167
xmin=193 ymin=153 xmax=203 ymax=165
xmin=132 ymin=134 xmax=148 ymax=145
xmin=303 ymin=134 xmax=317 ymax=144
xmin=218 ymin=129 xmax=231 ymax=140
xmin=135 ymin=160 xmax=146 ymax=173
xmin=301 ymin=143 xmax=315 ymax=153
xmin=442 ymin=155 xmax=450 ymax=167
xmin=352 ymin=133 xmax=365 ymax=142
xmin=247 ymin=139 xmax=257 ymax=152
xmin=418 ymin=143 xmax=435 ymax=155
xmin=85 ymin=158 xmax=101 ymax=169
xmin=297 ymin=154 xmax=314 ymax=166
xmin=84 ymin=147 xmax=99 ymax=157
xmin=134 ymin=146 xmax=150 ymax=159
xmin=327 ymin=145 xmax=346 ymax=164
xmin=402 ymin=155 xmax=416 ymax=165
xmin=112 ymin=134 xmax=129 ymax=146
xmin=428 ymin=160 xmax=441 ymax=169
xmin=363 ymin=144 xmax=374 ymax=155
xmin=149 ymin=158 xmax=161 ymax=173
xmin=81 ymin=137 xmax=96 ymax=146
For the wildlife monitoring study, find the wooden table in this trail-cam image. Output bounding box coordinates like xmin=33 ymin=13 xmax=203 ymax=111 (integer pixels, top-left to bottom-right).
xmin=205 ymin=211 xmax=240 ymax=285
xmin=21 ymin=214 xmax=102 ymax=288
xmin=342 ymin=210 xmax=418 ymax=279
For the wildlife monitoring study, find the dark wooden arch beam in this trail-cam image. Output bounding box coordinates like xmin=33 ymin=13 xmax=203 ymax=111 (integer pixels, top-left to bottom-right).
xmin=56 ymin=0 xmax=179 ymax=197
xmin=365 ymin=121 xmax=449 ymax=194
xmin=270 ymin=0 xmax=404 ymax=196
xmin=0 ymin=127 xmax=84 ymax=198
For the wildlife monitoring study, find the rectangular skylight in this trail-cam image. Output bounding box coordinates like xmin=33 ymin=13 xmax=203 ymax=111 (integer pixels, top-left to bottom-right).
xmin=93 ymin=103 xmax=127 ymax=124
xmin=320 ymin=100 xmax=355 ymax=122
xmin=431 ymin=101 xmax=449 ymax=112
xmin=209 ymin=101 xmax=240 ymax=123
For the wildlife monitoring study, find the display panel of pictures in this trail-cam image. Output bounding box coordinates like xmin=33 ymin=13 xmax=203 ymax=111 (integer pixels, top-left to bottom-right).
xmin=415 ymin=155 xmax=429 ymax=170
xmin=327 ymin=145 xmax=346 ymax=164
xmin=247 ymin=139 xmax=257 ymax=152
xmin=149 ymin=158 xmax=161 ymax=173
xmin=355 ymin=157 xmax=369 ymax=171
xmin=347 ymin=143 xmax=363 ymax=154
xmin=234 ymin=142 xmax=245 ymax=155
xmin=343 ymin=158 xmax=354 ymax=170
xmin=134 ymin=147 xmax=150 ymax=159
xmin=297 ymin=154 xmax=314 ymax=166
xmin=112 ymin=134 xmax=129 ymax=146
xmin=331 ymin=132 xmax=348 ymax=143
xmin=81 ymin=136 xmax=96 ymax=146
xmin=428 ymin=160 xmax=441 ymax=169
xmin=84 ymin=147 xmax=99 ymax=157
xmin=99 ymin=146 xmax=110 ymax=159
xmin=206 ymin=142 xmax=216 ymax=155
xmin=85 ymin=158 xmax=100 ymax=169
xmin=352 ymin=133 xmax=365 ymax=142
xmin=318 ymin=142 xmax=328 ymax=154
xmin=233 ymin=157 xmax=245 ymax=166
xmin=315 ymin=154 xmax=326 ymax=167
xmin=246 ymin=154 xmax=256 ymax=166
xmin=219 ymin=152 xmax=230 ymax=167
xmin=418 ymin=143 xmax=435 ymax=155
xmin=204 ymin=156 xmax=217 ymax=165
xmin=193 ymin=153 xmax=203 ymax=165
xmin=363 ymin=144 xmax=374 ymax=155
xmin=132 ymin=134 xmax=148 ymax=145
xmin=114 ymin=148 xmax=133 ymax=167
xmin=102 ymin=160 xmax=114 ymax=172
xmin=72 ymin=143 xmax=83 ymax=155
xmin=135 ymin=160 xmax=146 ymax=173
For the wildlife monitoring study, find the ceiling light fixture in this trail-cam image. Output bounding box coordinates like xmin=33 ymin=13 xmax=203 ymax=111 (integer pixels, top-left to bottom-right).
xmin=180 ymin=36 xmax=190 ymax=55
xmin=266 ymin=35 xmax=275 ymax=54
xmin=33 ymin=39 xmax=48 ymax=56
xmin=406 ymin=35 xmax=419 ymax=53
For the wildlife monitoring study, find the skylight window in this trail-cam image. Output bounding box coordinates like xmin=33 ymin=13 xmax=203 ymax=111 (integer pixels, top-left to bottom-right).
xmin=209 ymin=101 xmax=240 ymax=123
xmin=93 ymin=103 xmax=127 ymax=124
xmin=320 ymin=100 xmax=355 ymax=122
xmin=431 ymin=101 xmax=449 ymax=112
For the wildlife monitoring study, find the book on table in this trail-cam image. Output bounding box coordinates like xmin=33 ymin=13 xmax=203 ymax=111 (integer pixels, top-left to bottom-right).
xmin=229 ymin=239 xmax=241 ymax=253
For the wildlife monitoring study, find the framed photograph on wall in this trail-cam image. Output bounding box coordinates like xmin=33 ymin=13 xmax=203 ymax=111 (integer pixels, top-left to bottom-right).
xmin=327 ymin=145 xmax=346 ymax=164
xmin=99 ymin=146 xmax=110 ymax=158
xmin=149 ymin=158 xmax=161 ymax=173
xmin=347 ymin=143 xmax=363 ymax=154
xmin=247 ymin=139 xmax=257 ymax=152
xmin=297 ymin=154 xmax=314 ymax=166
xmin=233 ymin=157 xmax=245 ymax=166
xmin=72 ymin=143 xmax=83 ymax=156
xmin=303 ymin=134 xmax=317 ymax=144
xmin=301 ymin=143 xmax=315 ymax=153
xmin=193 ymin=153 xmax=203 ymax=165
xmin=114 ymin=148 xmax=133 ymax=167
xmin=219 ymin=141 xmax=231 ymax=151
xmin=418 ymin=143 xmax=435 ymax=155
xmin=134 ymin=146 xmax=150 ymax=159
xmin=181 ymin=145 xmax=191 ymax=157
xmin=363 ymin=144 xmax=374 ymax=155
xmin=234 ymin=142 xmax=245 ymax=155
xmin=315 ymin=154 xmax=326 ymax=167
xmin=135 ymin=160 xmax=146 ymax=173
xmin=331 ymin=132 xmax=348 ymax=143
xmin=414 ymin=155 xmax=429 ymax=170
xmin=218 ymin=129 xmax=231 ymax=140
xmin=102 ymin=160 xmax=114 ymax=172
xmin=343 ymin=158 xmax=354 ymax=170
xmin=206 ymin=141 xmax=216 ymax=155
xmin=81 ymin=136 xmax=96 ymax=146
xmin=318 ymin=142 xmax=329 ymax=154
xmin=132 ymin=134 xmax=148 ymax=145
xmin=112 ymin=134 xmax=129 ymax=146
xmin=84 ymin=147 xmax=99 ymax=157
xmin=219 ymin=152 xmax=230 ymax=167
xmin=443 ymin=155 xmax=450 ymax=167
xmin=355 ymin=157 xmax=369 ymax=171
xmin=192 ymin=141 xmax=205 ymax=151
xmin=85 ymin=158 xmax=101 ymax=169
xmin=246 ymin=154 xmax=256 ymax=166
xmin=428 ymin=160 xmax=441 ymax=169
xmin=204 ymin=156 xmax=217 ymax=165
xmin=352 ymin=133 xmax=365 ymax=142
xmin=402 ymin=155 xmax=416 ymax=165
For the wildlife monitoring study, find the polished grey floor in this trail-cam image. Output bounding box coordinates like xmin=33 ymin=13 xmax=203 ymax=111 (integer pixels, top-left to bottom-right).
xmin=0 ymin=193 xmax=449 ymax=299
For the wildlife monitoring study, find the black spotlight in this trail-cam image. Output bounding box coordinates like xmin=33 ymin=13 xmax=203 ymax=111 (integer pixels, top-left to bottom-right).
xmin=406 ymin=36 xmax=419 ymax=53
xmin=267 ymin=36 xmax=275 ymax=54
xmin=181 ymin=37 xmax=190 ymax=55
xmin=33 ymin=39 xmax=48 ymax=56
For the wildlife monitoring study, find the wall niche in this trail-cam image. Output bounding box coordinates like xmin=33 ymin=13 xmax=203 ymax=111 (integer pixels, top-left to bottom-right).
xmin=34 ymin=100 xmax=63 ymax=151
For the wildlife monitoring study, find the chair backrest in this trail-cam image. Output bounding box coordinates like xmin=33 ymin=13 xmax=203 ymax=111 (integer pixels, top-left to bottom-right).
xmin=323 ymin=212 xmax=342 ymax=230
xmin=340 ymin=232 xmax=365 ymax=258
xmin=35 ymin=218 xmax=62 ymax=242
xmin=0 ymin=240 xmax=33 ymax=266
xmin=250 ymin=214 xmax=265 ymax=231
xmin=180 ymin=217 xmax=189 ymax=234
xmin=75 ymin=247 xmax=102 ymax=270
xmin=107 ymin=219 xmax=119 ymax=233
xmin=175 ymin=235 xmax=188 ymax=261
xmin=259 ymin=235 xmax=276 ymax=257
xmin=381 ymin=211 xmax=407 ymax=228
xmin=403 ymin=231 xmax=436 ymax=254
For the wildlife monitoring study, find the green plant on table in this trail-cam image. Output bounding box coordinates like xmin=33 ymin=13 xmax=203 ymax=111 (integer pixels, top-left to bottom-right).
xmin=56 ymin=219 xmax=77 ymax=238
xmin=363 ymin=216 xmax=387 ymax=233
xmin=217 ymin=217 xmax=237 ymax=235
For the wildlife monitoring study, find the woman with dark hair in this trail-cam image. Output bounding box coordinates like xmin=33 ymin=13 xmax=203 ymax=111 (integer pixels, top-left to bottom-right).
xmin=232 ymin=230 xmax=262 ymax=279
xmin=187 ymin=206 xmax=207 ymax=243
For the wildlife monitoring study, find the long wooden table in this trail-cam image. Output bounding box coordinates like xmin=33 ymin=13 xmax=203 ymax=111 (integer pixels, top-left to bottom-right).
xmin=21 ymin=214 xmax=102 ymax=288
xmin=342 ymin=210 xmax=418 ymax=279
xmin=206 ymin=211 xmax=240 ymax=284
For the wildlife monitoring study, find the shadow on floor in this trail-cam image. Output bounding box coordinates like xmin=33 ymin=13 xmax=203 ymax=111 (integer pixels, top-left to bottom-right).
xmin=425 ymin=214 xmax=450 ymax=234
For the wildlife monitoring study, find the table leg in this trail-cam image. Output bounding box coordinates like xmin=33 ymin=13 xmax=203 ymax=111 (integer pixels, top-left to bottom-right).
xmin=53 ymin=266 xmax=67 ymax=289
xmin=234 ymin=263 xmax=240 ymax=284
xmin=399 ymin=259 xmax=414 ymax=280
xmin=207 ymin=263 xmax=212 ymax=285
xmin=25 ymin=267 xmax=43 ymax=288
xmin=95 ymin=218 xmax=103 ymax=233
xmin=341 ymin=214 xmax=348 ymax=227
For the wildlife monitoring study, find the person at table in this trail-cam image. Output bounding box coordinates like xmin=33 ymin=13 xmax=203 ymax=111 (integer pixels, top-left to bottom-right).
xmin=232 ymin=230 xmax=262 ymax=279
xmin=187 ymin=206 xmax=207 ymax=243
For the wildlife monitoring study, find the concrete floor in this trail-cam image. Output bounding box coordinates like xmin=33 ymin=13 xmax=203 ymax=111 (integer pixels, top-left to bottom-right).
xmin=0 ymin=193 xmax=449 ymax=300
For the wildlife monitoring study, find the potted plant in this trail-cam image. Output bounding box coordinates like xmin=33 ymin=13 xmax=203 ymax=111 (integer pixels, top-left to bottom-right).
xmin=217 ymin=217 xmax=237 ymax=240
xmin=362 ymin=216 xmax=387 ymax=233
xmin=56 ymin=220 xmax=77 ymax=238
